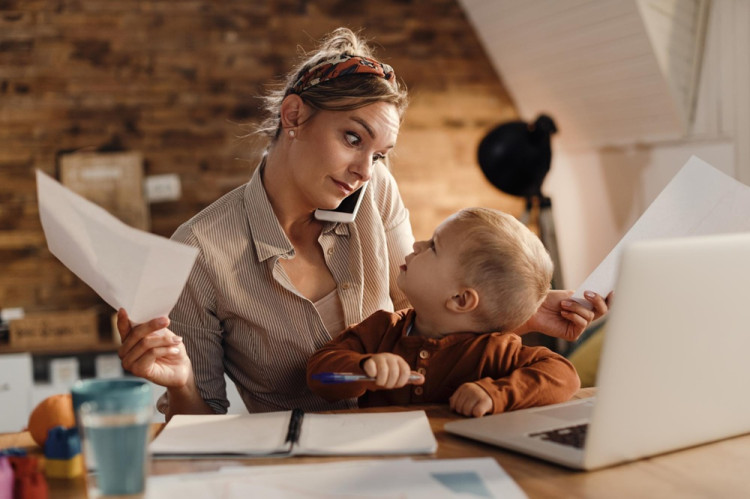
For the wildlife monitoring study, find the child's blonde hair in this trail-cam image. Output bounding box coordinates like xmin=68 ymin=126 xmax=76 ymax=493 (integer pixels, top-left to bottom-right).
xmin=453 ymin=207 xmax=553 ymax=333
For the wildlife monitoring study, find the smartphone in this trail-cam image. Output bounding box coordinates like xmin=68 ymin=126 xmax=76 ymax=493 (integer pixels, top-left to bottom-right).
xmin=314 ymin=182 xmax=368 ymax=223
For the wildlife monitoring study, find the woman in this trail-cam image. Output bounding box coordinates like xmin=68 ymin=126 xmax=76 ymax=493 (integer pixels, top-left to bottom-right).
xmin=117 ymin=28 xmax=608 ymax=419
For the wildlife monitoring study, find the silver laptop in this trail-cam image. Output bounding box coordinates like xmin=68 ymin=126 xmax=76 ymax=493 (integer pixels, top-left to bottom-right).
xmin=445 ymin=233 xmax=750 ymax=470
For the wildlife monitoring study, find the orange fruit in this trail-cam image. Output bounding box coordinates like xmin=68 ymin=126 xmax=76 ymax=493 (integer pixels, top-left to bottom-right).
xmin=27 ymin=393 xmax=76 ymax=446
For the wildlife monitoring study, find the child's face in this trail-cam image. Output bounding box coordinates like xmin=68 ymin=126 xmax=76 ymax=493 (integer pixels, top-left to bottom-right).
xmin=397 ymin=215 xmax=465 ymax=316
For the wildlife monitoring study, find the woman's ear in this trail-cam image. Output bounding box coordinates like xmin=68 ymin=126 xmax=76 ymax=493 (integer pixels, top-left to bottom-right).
xmin=446 ymin=288 xmax=480 ymax=314
xmin=280 ymin=94 xmax=306 ymax=130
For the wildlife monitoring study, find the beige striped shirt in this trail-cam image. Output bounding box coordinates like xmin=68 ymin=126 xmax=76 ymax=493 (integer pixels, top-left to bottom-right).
xmin=164 ymin=161 xmax=414 ymax=414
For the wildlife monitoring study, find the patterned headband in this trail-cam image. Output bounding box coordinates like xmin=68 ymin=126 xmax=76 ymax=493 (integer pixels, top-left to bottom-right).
xmin=289 ymin=53 xmax=396 ymax=95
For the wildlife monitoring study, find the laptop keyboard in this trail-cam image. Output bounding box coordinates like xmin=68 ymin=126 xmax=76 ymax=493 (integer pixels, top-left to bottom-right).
xmin=529 ymin=423 xmax=589 ymax=449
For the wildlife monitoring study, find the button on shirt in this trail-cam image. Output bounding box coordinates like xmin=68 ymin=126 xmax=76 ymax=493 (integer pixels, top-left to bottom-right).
xmin=163 ymin=161 xmax=414 ymax=414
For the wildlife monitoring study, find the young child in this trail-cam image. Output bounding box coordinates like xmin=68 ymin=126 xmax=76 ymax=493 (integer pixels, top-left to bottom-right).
xmin=307 ymin=207 xmax=580 ymax=417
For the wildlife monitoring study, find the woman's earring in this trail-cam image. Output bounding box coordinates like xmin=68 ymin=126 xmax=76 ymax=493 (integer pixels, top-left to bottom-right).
xmin=288 ymin=129 xmax=296 ymax=138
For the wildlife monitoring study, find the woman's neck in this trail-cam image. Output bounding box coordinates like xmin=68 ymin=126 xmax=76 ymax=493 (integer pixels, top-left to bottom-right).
xmin=262 ymin=148 xmax=320 ymax=237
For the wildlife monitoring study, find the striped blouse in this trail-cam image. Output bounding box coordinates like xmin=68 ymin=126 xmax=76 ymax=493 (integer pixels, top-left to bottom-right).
xmin=163 ymin=161 xmax=414 ymax=414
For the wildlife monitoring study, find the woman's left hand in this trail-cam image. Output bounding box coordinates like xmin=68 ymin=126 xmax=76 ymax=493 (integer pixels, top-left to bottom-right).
xmin=517 ymin=290 xmax=612 ymax=342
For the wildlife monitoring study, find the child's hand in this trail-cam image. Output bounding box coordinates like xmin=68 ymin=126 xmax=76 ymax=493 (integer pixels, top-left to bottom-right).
xmin=362 ymin=353 xmax=424 ymax=389
xmin=449 ymin=383 xmax=493 ymax=417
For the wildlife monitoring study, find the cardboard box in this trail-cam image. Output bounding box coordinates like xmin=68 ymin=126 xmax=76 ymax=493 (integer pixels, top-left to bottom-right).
xmin=95 ymin=354 xmax=124 ymax=379
xmin=49 ymin=357 xmax=81 ymax=386
xmin=59 ymin=151 xmax=150 ymax=231
xmin=9 ymin=310 xmax=100 ymax=349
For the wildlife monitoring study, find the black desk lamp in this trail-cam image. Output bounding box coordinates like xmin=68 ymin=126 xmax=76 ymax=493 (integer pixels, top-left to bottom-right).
xmin=477 ymin=114 xmax=564 ymax=289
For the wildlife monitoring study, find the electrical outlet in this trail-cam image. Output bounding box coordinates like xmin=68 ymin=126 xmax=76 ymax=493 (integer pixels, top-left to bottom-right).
xmin=145 ymin=174 xmax=181 ymax=202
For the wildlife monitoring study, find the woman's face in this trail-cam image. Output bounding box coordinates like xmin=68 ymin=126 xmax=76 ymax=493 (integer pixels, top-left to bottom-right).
xmin=289 ymin=101 xmax=400 ymax=211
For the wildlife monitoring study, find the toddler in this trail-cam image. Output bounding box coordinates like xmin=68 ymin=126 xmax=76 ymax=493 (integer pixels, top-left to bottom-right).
xmin=307 ymin=207 xmax=579 ymax=417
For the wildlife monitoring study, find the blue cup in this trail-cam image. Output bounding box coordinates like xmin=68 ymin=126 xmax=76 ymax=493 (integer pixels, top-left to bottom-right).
xmin=71 ymin=378 xmax=152 ymax=421
xmin=71 ymin=378 xmax=153 ymax=497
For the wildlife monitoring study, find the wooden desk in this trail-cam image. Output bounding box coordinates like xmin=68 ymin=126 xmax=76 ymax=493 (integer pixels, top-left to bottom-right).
xmin=3 ymin=388 xmax=750 ymax=498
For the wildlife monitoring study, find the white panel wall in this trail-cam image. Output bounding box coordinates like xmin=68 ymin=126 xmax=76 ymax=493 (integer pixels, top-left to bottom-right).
xmin=0 ymin=353 xmax=33 ymax=433
xmin=637 ymin=0 xmax=710 ymax=126
xmin=460 ymin=0 xmax=686 ymax=147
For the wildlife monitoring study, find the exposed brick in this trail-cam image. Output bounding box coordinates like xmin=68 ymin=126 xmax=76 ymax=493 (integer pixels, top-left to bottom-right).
xmin=0 ymin=38 xmax=33 ymax=52
xmin=0 ymin=0 xmax=519 ymax=315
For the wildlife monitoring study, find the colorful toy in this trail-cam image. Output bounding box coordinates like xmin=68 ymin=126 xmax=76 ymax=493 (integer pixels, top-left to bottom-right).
xmin=42 ymin=426 xmax=83 ymax=479
xmin=7 ymin=456 xmax=47 ymax=499
xmin=0 ymin=456 xmax=13 ymax=499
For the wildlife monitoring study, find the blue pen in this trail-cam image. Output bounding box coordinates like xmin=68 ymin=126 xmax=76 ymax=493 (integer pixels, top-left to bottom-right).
xmin=311 ymin=372 xmax=423 ymax=384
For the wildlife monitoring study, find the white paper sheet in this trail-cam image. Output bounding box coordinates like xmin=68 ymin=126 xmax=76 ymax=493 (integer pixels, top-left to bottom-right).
xmin=36 ymin=170 xmax=198 ymax=324
xmin=146 ymin=457 xmax=527 ymax=498
xmin=573 ymin=156 xmax=750 ymax=304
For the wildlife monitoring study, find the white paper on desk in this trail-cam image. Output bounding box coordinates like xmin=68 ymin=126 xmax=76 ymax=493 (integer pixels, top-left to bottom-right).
xmin=573 ymin=156 xmax=750 ymax=305
xmin=146 ymin=457 xmax=527 ymax=498
xmin=36 ymin=170 xmax=198 ymax=324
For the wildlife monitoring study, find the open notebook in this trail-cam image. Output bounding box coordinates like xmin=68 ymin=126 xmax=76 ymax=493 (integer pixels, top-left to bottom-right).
xmin=150 ymin=409 xmax=437 ymax=458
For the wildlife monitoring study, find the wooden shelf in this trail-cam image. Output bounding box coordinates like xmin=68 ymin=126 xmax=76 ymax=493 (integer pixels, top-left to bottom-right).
xmin=0 ymin=231 xmax=46 ymax=250
xmin=0 ymin=341 xmax=120 ymax=356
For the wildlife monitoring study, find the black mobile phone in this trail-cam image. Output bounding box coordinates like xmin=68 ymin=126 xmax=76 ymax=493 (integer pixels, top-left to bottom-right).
xmin=314 ymin=183 xmax=368 ymax=223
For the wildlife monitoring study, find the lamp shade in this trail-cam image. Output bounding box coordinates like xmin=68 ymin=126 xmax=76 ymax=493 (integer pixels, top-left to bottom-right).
xmin=477 ymin=114 xmax=557 ymax=198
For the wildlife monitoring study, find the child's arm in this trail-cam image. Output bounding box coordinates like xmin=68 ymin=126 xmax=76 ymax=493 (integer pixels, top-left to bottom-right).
xmin=307 ymin=326 xmax=375 ymax=402
xmin=451 ymin=334 xmax=580 ymax=417
xmin=306 ymin=311 xmax=423 ymax=402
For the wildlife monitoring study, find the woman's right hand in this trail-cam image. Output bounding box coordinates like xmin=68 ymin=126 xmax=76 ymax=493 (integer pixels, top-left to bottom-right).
xmin=116 ymin=308 xmax=192 ymax=389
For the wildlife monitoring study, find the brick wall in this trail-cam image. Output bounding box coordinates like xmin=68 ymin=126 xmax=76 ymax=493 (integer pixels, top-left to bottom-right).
xmin=0 ymin=0 xmax=522 ymax=314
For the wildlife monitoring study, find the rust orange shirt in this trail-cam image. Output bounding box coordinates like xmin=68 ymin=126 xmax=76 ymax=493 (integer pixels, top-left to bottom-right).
xmin=307 ymin=309 xmax=580 ymax=413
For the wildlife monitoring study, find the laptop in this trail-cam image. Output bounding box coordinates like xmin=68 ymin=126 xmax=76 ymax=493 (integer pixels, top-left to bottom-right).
xmin=445 ymin=232 xmax=750 ymax=470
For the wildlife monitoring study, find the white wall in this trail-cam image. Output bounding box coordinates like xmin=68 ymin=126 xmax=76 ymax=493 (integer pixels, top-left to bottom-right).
xmin=548 ymin=142 xmax=734 ymax=288
xmin=546 ymin=0 xmax=748 ymax=289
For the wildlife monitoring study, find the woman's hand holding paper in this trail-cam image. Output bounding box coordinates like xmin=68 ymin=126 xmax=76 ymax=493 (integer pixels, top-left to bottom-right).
xmin=116 ymin=309 xmax=192 ymax=389
xmin=516 ymin=290 xmax=612 ymax=342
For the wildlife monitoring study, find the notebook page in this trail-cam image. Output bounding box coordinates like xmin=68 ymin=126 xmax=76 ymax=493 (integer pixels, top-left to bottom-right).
xmin=297 ymin=410 xmax=437 ymax=455
xmin=150 ymin=412 xmax=292 ymax=456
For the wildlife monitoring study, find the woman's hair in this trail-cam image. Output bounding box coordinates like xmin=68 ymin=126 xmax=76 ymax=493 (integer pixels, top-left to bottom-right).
xmin=453 ymin=208 xmax=554 ymax=333
xmin=256 ymin=27 xmax=409 ymax=143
